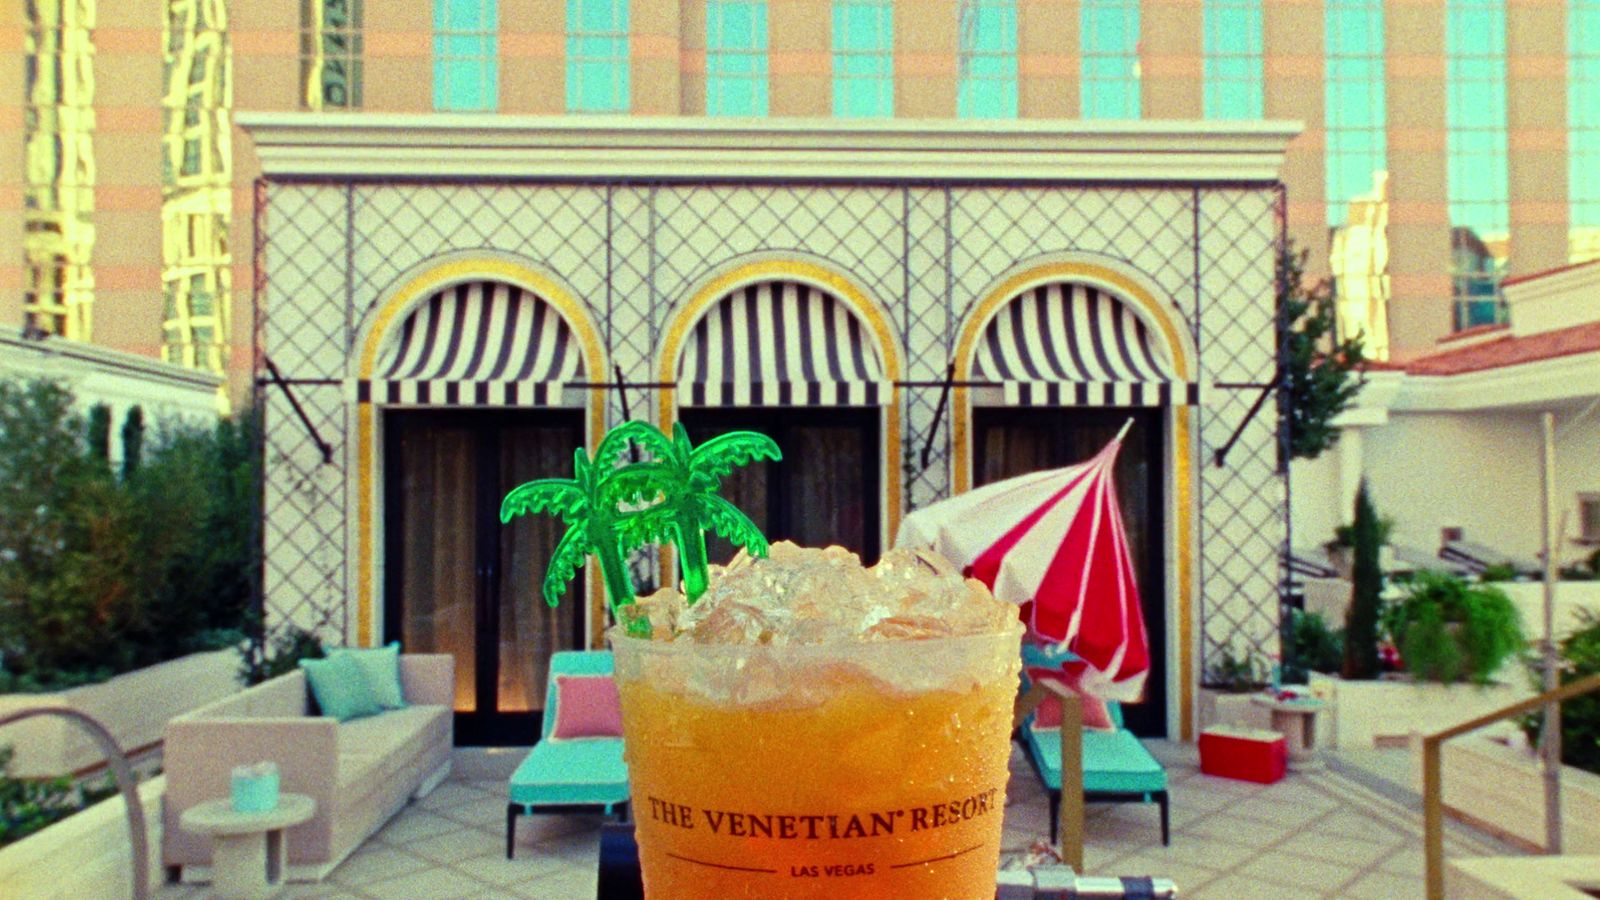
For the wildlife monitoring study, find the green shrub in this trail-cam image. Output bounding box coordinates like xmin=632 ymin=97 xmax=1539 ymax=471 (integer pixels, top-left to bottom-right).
xmin=1521 ymin=611 xmax=1600 ymax=775
xmin=1284 ymin=609 xmax=1344 ymax=682
xmin=1383 ymin=570 xmax=1526 ymax=685
xmin=0 ymin=378 xmax=259 ymax=692
xmin=1204 ymin=646 xmax=1268 ymax=693
xmin=1479 ymin=563 xmax=1520 ymax=583
xmin=0 ymin=746 xmax=117 ymax=848
xmin=239 ymin=624 xmax=325 ymax=686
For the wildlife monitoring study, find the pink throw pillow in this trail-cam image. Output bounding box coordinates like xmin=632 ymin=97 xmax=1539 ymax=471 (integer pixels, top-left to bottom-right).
xmin=1027 ymin=667 xmax=1115 ymax=732
xmin=551 ymin=675 xmax=624 ymax=739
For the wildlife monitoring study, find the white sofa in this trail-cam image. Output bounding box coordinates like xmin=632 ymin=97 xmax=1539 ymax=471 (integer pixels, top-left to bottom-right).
xmin=161 ymin=654 xmax=454 ymax=883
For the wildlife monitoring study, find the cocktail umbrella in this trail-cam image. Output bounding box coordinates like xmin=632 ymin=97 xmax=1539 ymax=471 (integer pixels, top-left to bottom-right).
xmin=895 ymin=423 xmax=1149 ymax=703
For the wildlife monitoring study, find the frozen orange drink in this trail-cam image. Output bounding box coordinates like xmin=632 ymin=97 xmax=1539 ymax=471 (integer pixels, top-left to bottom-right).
xmin=611 ymin=543 xmax=1023 ymax=899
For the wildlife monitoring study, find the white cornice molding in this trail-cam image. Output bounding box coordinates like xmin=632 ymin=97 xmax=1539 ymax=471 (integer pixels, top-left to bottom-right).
xmin=0 ymin=326 xmax=224 ymax=394
xmin=235 ymin=113 xmax=1304 ymax=183
xmin=1391 ymin=351 xmax=1600 ymax=412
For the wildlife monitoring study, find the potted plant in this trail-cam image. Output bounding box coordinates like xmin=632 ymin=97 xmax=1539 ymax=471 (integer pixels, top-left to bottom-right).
xmin=1198 ymin=647 xmax=1274 ymax=731
xmin=1382 ymin=571 xmax=1525 ymax=686
xmin=1420 ymin=611 xmax=1600 ymax=854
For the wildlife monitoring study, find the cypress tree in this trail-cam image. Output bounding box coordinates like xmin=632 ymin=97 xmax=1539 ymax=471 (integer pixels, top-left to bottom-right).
xmin=1341 ymin=480 xmax=1383 ymax=680
xmin=85 ymin=404 xmax=111 ymax=466
xmin=120 ymin=406 xmax=144 ymax=480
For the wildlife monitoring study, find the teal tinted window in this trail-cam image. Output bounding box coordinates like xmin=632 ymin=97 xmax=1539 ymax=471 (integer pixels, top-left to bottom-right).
xmin=566 ymin=0 xmax=629 ymax=112
xmin=1324 ymin=0 xmax=1386 ymax=225
xmin=706 ymin=1 xmax=768 ymax=116
xmin=957 ymin=0 xmax=1017 ymax=118
xmin=1573 ymin=1 xmax=1600 ymax=262
xmin=1446 ymin=0 xmax=1510 ymax=327
xmin=434 ymin=0 xmax=498 ymax=111
xmin=1202 ymin=0 xmax=1262 ymax=119
xmin=833 ymin=1 xmax=893 ymax=117
xmin=1081 ymin=0 xmax=1139 ymax=119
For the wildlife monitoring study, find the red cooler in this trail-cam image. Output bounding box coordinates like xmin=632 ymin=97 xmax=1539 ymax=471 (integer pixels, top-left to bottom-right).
xmin=1199 ymin=726 xmax=1287 ymax=784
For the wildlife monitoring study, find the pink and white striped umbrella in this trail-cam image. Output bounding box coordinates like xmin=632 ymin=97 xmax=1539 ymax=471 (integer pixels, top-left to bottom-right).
xmin=895 ymin=425 xmax=1150 ymax=702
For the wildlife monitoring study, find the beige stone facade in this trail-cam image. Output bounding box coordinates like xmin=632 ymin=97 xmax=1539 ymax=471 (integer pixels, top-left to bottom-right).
xmin=5 ymin=0 xmax=1593 ymax=399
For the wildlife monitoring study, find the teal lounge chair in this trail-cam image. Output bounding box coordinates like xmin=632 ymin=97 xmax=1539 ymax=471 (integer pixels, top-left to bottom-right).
xmin=506 ymin=650 xmax=630 ymax=859
xmin=1016 ymin=647 xmax=1169 ymax=846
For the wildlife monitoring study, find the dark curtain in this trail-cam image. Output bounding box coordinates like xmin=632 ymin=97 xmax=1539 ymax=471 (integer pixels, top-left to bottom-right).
xmin=682 ymin=408 xmax=880 ymax=566
xmin=497 ymin=425 xmax=582 ymax=714
xmin=397 ymin=425 xmax=478 ymax=712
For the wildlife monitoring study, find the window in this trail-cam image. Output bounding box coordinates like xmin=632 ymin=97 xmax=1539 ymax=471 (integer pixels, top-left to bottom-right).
xmin=1324 ymin=0 xmax=1390 ymax=358
xmin=1446 ymin=0 xmax=1510 ymax=329
xmin=567 ymin=0 xmax=628 ymax=112
xmin=1324 ymin=0 xmax=1386 ymax=226
xmin=832 ymin=0 xmax=892 ymax=117
xmin=1581 ymin=494 xmax=1600 ymax=544
xmin=22 ymin=0 xmax=95 ymax=340
xmin=706 ymin=1 xmax=768 ymax=116
xmin=434 ymin=0 xmax=498 ymax=111
xmin=681 ymin=409 xmax=882 ymax=564
xmin=957 ymin=0 xmax=1017 ymax=119
xmin=1080 ymin=0 xmax=1139 ymax=119
xmin=1572 ymin=1 xmax=1600 ymax=263
xmin=301 ymin=0 xmax=362 ymax=109
xmin=1202 ymin=0 xmax=1262 ymax=120
xmin=162 ymin=0 xmax=232 ymax=375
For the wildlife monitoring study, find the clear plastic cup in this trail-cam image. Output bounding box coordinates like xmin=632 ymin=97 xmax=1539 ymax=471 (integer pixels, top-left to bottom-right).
xmin=611 ymin=622 xmax=1023 ymax=899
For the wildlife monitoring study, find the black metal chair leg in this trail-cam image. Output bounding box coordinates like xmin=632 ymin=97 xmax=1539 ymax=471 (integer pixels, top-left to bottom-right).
xmin=1157 ymin=791 xmax=1170 ymax=846
xmin=506 ymin=803 xmax=519 ymax=859
xmin=1049 ymin=790 xmax=1061 ymax=844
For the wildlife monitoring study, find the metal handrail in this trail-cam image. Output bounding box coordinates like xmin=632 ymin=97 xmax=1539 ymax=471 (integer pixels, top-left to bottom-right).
xmin=1421 ymin=671 xmax=1600 ymax=900
xmin=0 ymin=706 xmax=148 ymax=900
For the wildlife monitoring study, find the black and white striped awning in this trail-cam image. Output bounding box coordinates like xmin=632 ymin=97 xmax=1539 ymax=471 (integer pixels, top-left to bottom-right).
xmin=363 ymin=281 xmax=583 ymax=406
xmin=677 ymin=280 xmax=888 ymax=406
xmin=972 ymin=283 xmax=1204 ymax=407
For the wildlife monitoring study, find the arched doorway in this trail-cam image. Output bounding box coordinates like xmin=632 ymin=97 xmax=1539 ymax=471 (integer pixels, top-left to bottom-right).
xmin=958 ymin=276 xmax=1200 ymax=738
xmin=370 ymin=277 xmax=599 ymax=744
xmin=659 ymin=265 xmax=900 ymax=565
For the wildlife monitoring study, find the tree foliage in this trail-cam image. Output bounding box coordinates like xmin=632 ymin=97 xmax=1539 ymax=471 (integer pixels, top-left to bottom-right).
xmin=1282 ymin=243 xmax=1368 ymax=461
xmin=0 ymin=379 xmax=259 ymax=692
xmin=1341 ymin=481 xmax=1384 ymax=680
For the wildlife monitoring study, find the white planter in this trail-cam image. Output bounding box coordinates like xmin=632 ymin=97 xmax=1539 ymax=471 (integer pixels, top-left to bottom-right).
xmin=1308 ymin=672 xmax=1531 ymax=750
xmin=1495 ymin=581 xmax=1600 ymax=641
xmin=1416 ymin=735 xmax=1600 ymax=855
xmin=1196 ymin=688 xmax=1272 ymax=732
xmin=0 ymin=649 xmax=240 ymax=777
xmin=0 ymin=775 xmax=164 ymax=900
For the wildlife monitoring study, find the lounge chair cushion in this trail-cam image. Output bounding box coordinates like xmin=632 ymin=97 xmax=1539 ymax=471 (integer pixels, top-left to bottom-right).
xmin=1026 ymin=724 xmax=1167 ymax=796
xmin=551 ymin=675 xmax=624 ymax=739
xmin=509 ymin=737 xmax=629 ymax=808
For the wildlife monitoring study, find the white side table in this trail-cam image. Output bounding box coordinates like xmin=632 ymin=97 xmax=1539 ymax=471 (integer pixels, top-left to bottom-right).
xmin=1250 ymin=696 xmax=1326 ymax=769
xmin=180 ymin=793 xmax=315 ymax=899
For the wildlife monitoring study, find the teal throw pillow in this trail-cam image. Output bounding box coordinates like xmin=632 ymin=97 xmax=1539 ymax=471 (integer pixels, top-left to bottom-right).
xmin=300 ymin=653 xmax=382 ymax=722
xmin=343 ymin=642 xmax=406 ymax=710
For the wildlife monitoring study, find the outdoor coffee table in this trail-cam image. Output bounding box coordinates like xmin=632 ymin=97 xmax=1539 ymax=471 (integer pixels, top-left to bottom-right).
xmin=1251 ymin=695 xmax=1326 ymax=769
xmin=180 ymin=793 xmax=314 ymax=899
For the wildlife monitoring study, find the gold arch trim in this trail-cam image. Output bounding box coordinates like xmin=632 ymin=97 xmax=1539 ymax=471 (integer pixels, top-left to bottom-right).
xmin=355 ymin=258 xmax=608 ymax=647
xmin=950 ymin=261 xmax=1197 ymax=740
xmin=656 ymin=258 xmax=904 ymax=548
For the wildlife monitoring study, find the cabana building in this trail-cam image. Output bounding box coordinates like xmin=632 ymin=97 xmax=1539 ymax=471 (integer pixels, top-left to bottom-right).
xmin=242 ymin=116 xmax=1297 ymax=743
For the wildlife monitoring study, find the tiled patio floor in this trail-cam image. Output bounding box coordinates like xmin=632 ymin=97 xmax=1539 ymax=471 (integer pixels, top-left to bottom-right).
xmin=158 ymin=742 xmax=1515 ymax=899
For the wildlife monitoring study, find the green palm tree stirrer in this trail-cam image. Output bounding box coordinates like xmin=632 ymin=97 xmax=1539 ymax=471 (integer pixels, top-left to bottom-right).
xmin=499 ymin=424 xmax=658 ymax=613
xmin=498 ymin=421 xmax=781 ymax=628
xmin=622 ymin=423 xmax=782 ymax=603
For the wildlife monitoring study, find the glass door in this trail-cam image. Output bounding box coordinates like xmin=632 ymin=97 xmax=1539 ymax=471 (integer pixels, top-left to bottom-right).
xmin=680 ymin=407 xmax=882 ymax=565
xmin=384 ymin=410 xmax=585 ymax=745
xmin=973 ymin=407 xmax=1168 ymax=738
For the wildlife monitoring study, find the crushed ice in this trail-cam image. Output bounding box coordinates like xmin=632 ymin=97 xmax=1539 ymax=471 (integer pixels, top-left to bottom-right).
xmin=621 ymin=541 xmax=1016 ymax=643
